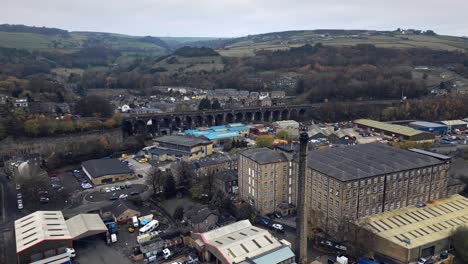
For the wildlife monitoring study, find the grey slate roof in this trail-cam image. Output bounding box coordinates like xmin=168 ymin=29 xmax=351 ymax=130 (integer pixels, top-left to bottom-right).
xmin=193 ymin=153 xmax=237 ymax=168
xmin=82 ymin=159 xmax=133 ymax=178
xmin=154 ymin=136 xmax=211 ymax=147
xmin=308 ymin=143 xmax=443 ymax=182
xmin=102 ymin=200 xmax=140 ymax=217
xmin=240 ymin=148 xmax=289 ymax=164
xmin=214 ymin=170 xmax=238 ymax=182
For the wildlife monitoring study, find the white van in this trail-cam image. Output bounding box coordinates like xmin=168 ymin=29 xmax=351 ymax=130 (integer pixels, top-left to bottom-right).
xmin=132 ymin=216 xmax=139 ymax=227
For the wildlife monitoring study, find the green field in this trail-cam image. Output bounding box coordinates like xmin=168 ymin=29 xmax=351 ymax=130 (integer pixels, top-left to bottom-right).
xmin=217 ymin=32 xmax=468 ymax=57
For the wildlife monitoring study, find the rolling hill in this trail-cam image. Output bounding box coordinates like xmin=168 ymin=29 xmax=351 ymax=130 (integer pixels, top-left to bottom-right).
xmin=213 ymin=30 xmax=468 ymax=57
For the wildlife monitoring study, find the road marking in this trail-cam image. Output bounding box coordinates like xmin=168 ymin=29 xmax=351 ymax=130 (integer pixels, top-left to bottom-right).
xmin=0 ymin=184 xmax=5 ymax=223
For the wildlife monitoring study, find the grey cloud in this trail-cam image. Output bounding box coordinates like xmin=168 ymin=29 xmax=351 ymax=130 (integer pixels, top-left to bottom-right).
xmin=1 ymin=0 xmax=467 ymax=37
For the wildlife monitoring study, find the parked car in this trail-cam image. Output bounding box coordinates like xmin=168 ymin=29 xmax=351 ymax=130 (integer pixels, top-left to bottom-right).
xmin=109 ymin=197 xmax=118 ymax=200
xmin=17 ymin=193 xmax=22 ymax=199
xmin=416 ymin=202 xmax=426 ymax=208
xmin=271 ymin=223 xmax=284 ymax=232
xmin=162 ymin=248 xmax=172 ymax=260
xmin=15 ymin=184 xmax=21 ymax=191
xmin=137 ymin=174 xmax=143 ymax=178
xmin=130 ymin=192 xmax=139 ymax=196
xmin=81 ymin=183 xmax=93 ymax=189
xmin=17 ymin=200 xmax=23 ymax=209
xmin=105 ymin=187 xmax=111 ymax=193
xmin=119 ymin=194 xmax=128 ymax=199
xmin=110 ymin=187 xmax=116 ymax=192
xmin=40 ymin=197 xmax=50 ymax=203
xmin=38 ymin=191 xmax=49 ymax=196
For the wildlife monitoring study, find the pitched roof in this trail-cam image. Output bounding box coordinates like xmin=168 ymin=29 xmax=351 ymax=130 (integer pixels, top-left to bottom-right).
xmin=439 ymin=120 xmax=467 ymax=126
xmin=196 ymin=220 xmax=286 ymax=263
xmin=15 ymin=211 xmax=71 ymax=253
xmin=240 ymin=148 xmax=289 ymax=164
xmin=308 ymin=143 xmax=443 ymax=182
xmin=361 ymin=194 xmax=468 ymax=249
xmin=82 ymin=159 xmax=133 ymax=178
xmin=354 ymin=119 xmax=430 ymax=137
xmin=185 ymin=204 xmax=218 ymax=224
xmin=102 ymin=200 xmax=140 ymax=217
xmin=154 ymin=136 xmax=211 ymax=147
xmin=65 ymin=214 xmax=107 ymax=240
xmin=409 ymin=121 xmax=447 ymax=128
xmin=214 ymin=170 xmax=237 ymax=182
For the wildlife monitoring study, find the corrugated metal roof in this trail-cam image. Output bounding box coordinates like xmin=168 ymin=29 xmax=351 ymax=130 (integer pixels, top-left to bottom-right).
xmin=439 ymin=120 xmax=467 ymax=126
xmin=203 ymin=131 xmax=241 ymax=140
xmin=361 ymin=194 xmax=468 ymax=249
xmin=409 ymin=121 xmax=447 ymax=128
xmin=355 ymin=119 xmax=430 ymax=137
xmin=248 ymin=246 xmax=295 ymax=264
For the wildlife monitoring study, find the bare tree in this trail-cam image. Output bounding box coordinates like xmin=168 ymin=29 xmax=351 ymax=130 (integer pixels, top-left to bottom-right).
xmin=146 ymin=168 xmax=165 ymax=197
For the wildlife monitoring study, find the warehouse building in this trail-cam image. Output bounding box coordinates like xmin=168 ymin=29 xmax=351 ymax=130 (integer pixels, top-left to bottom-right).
xmin=82 ymin=158 xmax=135 ymax=185
xmin=152 ymin=135 xmax=213 ymax=160
xmin=408 ymin=121 xmax=448 ymax=135
xmin=272 ymin=120 xmax=300 ymax=138
xmin=15 ymin=211 xmax=107 ymax=264
xmin=438 ymin=120 xmax=467 ymax=132
xmin=185 ymin=123 xmax=249 ymax=145
xmin=354 ymin=119 xmax=435 ymax=142
xmin=302 ymin=143 xmax=450 ymax=235
xmin=360 ymin=194 xmax=468 ymax=264
xmin=190 ymin=220 xmax=295 ymax=264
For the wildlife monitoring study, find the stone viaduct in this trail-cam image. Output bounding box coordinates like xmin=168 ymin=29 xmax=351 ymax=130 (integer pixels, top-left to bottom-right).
xmin=123 ymin=104 xmax=313 ymax=135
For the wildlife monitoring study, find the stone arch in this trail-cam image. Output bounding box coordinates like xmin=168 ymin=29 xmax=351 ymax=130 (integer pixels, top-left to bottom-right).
xmin=195 ymin=116 xmax=203 ymax=127
xmin=215 ymin=114 xmax=224 ymax=126
xmin=235 ymin=112 xmax=243 ymax=123
xmin=134 ymin=120 xmax=147 ymax=134
xmin=299 ymin=108 xmax=307 ymax=118
xmin=281 ymin=109 xmax=289 ymax=120
xmin=122 ymin=120 xmax=133 ymax=135
xmin=272 ymin=110 xmax=281 ymax=121
xmin=254 ymin=112 xmax=262 ymax=122
xmin=206 ymin=115 xmax=214 ymax=127
xmin=263 ymin=110 xmax=271 ymax=122
xmin=226 ymin=113 xmax=234 ymax=123
xmin=174 ymin=117 xmax=182 ymax=131
xmin=290 ymin=109 xmax=298 ymax=120
xmin=185 ymin=116 xmax=193 ymax=129
xmin=244 ymin=112 xmax=253 ymax=123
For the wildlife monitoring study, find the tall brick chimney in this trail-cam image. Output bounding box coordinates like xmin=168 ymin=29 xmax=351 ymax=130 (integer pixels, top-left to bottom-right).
xmin=296 ymin=131 xmax=308 ymax=264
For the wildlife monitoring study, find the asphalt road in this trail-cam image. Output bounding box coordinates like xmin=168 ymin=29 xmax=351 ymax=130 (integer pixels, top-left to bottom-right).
xmin=84 ymin=184 xmax=148 ymax=202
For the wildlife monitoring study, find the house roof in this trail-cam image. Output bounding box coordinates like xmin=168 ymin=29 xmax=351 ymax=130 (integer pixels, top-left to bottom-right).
xmin=82 ymin=159 xmax=133 ymax=178
xmin=15 ymin=211 xmax=71 ymax=253
xmin=360 ymin=194 xmax=468 ymax=249
xmin=214 ymin=170 xmax=237 ymax=182
xmin=193 ymin=153 xmax=237 ymax=169
xmin=240 ymin=148 xmax=289 ymax=164
xmin=195 ymin=220 xmax=286 ymax=264
xmin=308 ymin=143 xmax=443 ymax=182
xmin=354 ymin=119 xmax=430 ymax=137
xmin=154 ymin=136 xmax=212 ymax=147
xmin=102 ymin=200 xmax=140 ymax=218
xmin=185 ymin=204 xmax=218 ymax=224
xmin=65 ymin=214 xmax=107 ymax=240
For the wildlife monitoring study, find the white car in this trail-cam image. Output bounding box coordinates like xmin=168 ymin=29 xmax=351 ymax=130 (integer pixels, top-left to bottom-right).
xmin=17 ymin=200 xmax=23 ymax=209
xmin=105 ymin=187 xmax=111 ymax=193
xmin=272 ymin=223 xmax=284 ymax=231
xmin=66 ymin=248 xmax=76 ymax=258
xmin=81 ymin=183 xmax=93 ymax=189
xmin=115 ymin=186 xmax=121 ymax=191
xmin=110 ymin=187 xmax=116 ymax=192
xmin=162 ymin=248 xmax=172 ymax=259
xmin=119 ymin=194 xmax=128 ymax=199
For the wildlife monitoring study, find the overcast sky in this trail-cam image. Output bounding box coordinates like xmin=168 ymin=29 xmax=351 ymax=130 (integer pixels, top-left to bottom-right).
xmin=2 ymin=0 xmax=468 ymax=37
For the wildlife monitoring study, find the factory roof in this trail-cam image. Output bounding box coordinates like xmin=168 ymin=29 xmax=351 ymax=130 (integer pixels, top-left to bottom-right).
xmin=15 ymin=211 xmax=71 ymax=253
xmin=409 ymin=121 xmax=447 ymax=128
xmin=308 ymin=143 xmax=443 ymax=182
xmin=154 ymin=136 xmax=212 ymax=147
xmin=202 ymin=131 xmax=242 ymax=140
xmin=361 ymin=194 xmax=468 ymax=249
xmin=439 ymin=120 xmax=467 ymax=126
xmin=65 ymin=214 xmax=107 ymax=240
xmin=194 ymin=220 xmax=286 ymax=264
xmin=239 ymin=245 xmax=296 ymax=264
xmin=241 ymin=148 xmax=289 ymax=164
xmin=408 ymin=149 xmax=452 ymax=161
xmin=81 ymin=159 xmax=133 ymax=178
xmin=354 ymin=119 xmax=430 ymax=137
